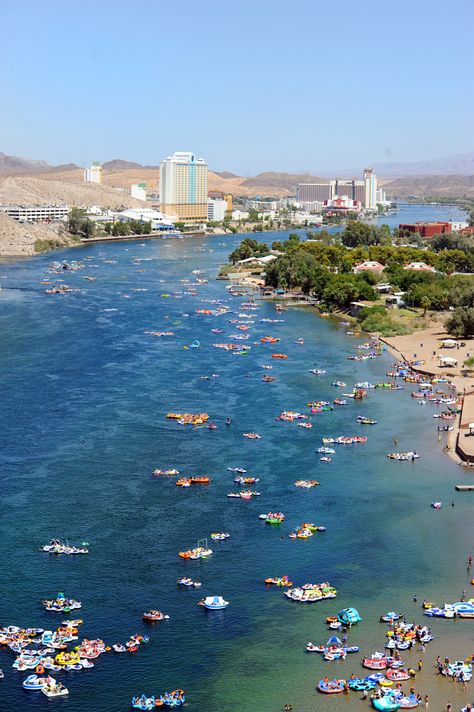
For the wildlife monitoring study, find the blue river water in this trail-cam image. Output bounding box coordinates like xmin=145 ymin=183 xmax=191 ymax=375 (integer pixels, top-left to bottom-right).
xmin=0 ymin=204 xmax=472 ymax=712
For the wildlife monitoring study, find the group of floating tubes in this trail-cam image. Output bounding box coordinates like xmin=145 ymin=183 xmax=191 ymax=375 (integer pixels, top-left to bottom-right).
xmin=178 ymin=547 xmax=213 ymax=560
xmin=259 ymin=512 xmax=285 ymax=524
xmin=132 ymin=689 xmax=185 ymax=709
xmin=357 ymin=415 xmax=377 ymax=425
xmin=41 ymin=593 xmax=81 ymax=612
xmin=175 ymin=476 xmax=210 ymax=486
xmin=387 ymin=452 xmax=419 ymax=461
xmin=285 ymin=582 xmax=337 ymax=603
xmin=264 ymin=576 xmax=293 ymax=587
xmin=142 ymin=610 xmax=170 ymax=622
xmin=277 ymin=411 xmax=307 ymax=421
xmin=227 ymin=490 xmax=260 ymax=499
xmin=177 ymin=577 xmax=201 ymax=588
xmin=41 ymin=539 xmax=88 ymax=555
xmin=322 ymin=435 xmax=367 ymax=445
xmin=233 ymin=475 xmax=259 ymax=485
xmin=166 ymin=412 xmax=209 ymax=425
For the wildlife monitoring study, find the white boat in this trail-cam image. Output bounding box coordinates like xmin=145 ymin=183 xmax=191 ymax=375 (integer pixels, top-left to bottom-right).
xmin=23 ymin=674 xmax=50 ymax=690
xmin=203 ymin=596 xmax=229 ymax=610
xmin=42 ymin=683 xmax=69 ymax=697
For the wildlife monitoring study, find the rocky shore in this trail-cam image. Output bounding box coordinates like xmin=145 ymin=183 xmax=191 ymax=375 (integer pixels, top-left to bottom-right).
xmin=0 ymin=213 xmax=78 ymax=256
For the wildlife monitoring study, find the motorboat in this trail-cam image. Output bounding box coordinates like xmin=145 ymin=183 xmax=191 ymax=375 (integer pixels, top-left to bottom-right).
xmin=363 ymin=653 xmax=387 ymax=670
xmin=22 ymin=674 xmax=50 ymax=690
xmin=203 ymin=596 xmax=229 ymax=610
xmin=380 ymin=612 xmax=402 ymax=622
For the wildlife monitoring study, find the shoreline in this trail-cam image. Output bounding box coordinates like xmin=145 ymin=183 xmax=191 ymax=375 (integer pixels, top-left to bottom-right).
xmin=245 ymin=275 xmax=474 ymax=472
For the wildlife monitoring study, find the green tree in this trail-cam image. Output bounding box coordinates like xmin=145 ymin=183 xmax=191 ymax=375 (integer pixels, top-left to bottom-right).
xmin=420 ymin=295 xmax=431 ymax=317
xmin=445 ymin=307 xmax=474 ymax=338
xmin=68 ymin=207 xmax=87 ymax=234
xmin=341 ymin=221 xmax=380 ymax=248
xmin=68 ymin=208 xmax=95 ymax=239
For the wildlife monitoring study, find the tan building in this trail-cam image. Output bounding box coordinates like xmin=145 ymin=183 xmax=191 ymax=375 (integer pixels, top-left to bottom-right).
xmin=160 ymin=151 xmax=208 ymax=224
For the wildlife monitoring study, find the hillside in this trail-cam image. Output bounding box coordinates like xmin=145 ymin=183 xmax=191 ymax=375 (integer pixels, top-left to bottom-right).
xmin=2 ymin=151 xmax=474 ymax=200
xmin=373 ymin=152 xmax=474 ymax=177
xmin=0 ymin=175 xmax=146 ymax=209
xmin=0 ymin=212 xmax=77 ymax=256
xmin=382 ymin=175 xmax=474 ymax=199
xmin=0 ymin=152 xmax=50 ymax=174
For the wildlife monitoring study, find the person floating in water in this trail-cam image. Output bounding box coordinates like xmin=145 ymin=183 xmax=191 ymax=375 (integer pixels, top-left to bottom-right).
xmin=225 ymin=416 xmax=232 ymax=425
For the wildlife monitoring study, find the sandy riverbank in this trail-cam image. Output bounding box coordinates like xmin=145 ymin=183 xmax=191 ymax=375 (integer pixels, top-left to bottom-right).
xmin=380 ymin=324 xmax=474 ymax=469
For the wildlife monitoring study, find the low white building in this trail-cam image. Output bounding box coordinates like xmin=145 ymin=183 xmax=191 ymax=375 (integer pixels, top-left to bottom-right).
xmin=116 ymin=208 xmax=175 ymax=230
xmin=237 ymin=255 xmax=278 ymax=266
xmin=404 ymin=262 xmax=436 ymax=272
xmin=232 ymin=210 xmax=250 ymax=221
xmin=450 ymin=220 xmax=469 ymax=231
xmin=353 ymin=260 xmax=385 ymax=274
xmin=0 ymin=204 xmax=69 ymax=222
xmin=131 ymin=184 xmax=147 ymax=201
xmin=297 ymin=200 xmax=324 ymax=213
xmin=293 ymin=212 xmax=322 ymax=225
xmin=245 ymin=199 xmax=278 ymax=211
xmin=207 ymin=198 xmax=227 ymax=222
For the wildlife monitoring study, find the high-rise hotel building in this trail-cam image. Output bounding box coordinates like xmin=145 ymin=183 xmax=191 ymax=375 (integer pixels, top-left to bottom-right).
xmin=297 ymin=169 xmax=378 ymax=210
xmin=159 ymin=151 xmax=208 ymax=223
xmin=363 ymin=168 xmax=378 ymax=210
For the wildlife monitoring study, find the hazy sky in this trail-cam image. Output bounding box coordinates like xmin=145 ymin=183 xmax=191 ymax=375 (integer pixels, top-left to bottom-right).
xmin=1 ymin=0 xmax=472 ymax=174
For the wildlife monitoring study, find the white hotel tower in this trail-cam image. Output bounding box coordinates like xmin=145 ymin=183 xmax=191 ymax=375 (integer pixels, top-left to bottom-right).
xmin=160 ymin=151 xmax=208 ymax=224
xmin=363 ymin=168 xmax=378 ymax=210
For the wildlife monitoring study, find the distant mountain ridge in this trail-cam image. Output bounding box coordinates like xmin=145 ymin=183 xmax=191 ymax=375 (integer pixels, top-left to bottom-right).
xmin=0 ymin=152 xmax=50 ymax=173
xmin=372 ymin=152 xmax=474 ymax=177
xmin=1 ymin=151 xmax=474 ymax=198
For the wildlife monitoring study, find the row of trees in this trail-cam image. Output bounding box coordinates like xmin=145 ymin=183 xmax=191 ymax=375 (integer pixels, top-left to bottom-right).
xmin=104 ymin=220 xmax=152 ymax=236
xmin=229 ymin=233 xmax=474 ymax=275
xmin=265 ymin=250 xmax=376 ymax=307
xmin=226 ymin=232 xmax=474 ymax=321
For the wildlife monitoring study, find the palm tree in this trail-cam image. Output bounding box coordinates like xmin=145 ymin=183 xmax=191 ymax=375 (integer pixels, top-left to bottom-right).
xmin=421 ymin=296 xmax=430 ymax=317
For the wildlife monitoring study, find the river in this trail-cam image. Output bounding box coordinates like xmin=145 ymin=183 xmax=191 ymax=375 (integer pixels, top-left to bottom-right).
xmin=0 ymin=204 xmax=472 ymax=712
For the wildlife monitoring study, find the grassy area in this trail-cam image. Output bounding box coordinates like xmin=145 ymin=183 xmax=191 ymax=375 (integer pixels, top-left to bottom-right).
xmin=34 ymin=238 xmax=64 ymax=253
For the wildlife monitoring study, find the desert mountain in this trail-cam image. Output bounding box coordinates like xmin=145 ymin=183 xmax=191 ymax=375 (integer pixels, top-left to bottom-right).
xmin=382 ymin=174 xmax=474 ymax=199
xmin=0 ymin=152 xmax=50 ymax=173
xmin=102 ymin=159 xmax=146 ymax=171
xmin=373 ymin=152 xmax=474 ymax=177
xmin=1 ymin=151 xmax=474 ymax=199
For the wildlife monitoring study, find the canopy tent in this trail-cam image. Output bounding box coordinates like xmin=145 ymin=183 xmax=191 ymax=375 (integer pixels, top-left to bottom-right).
xmin=439 ymin=355 xmax=458 ymax=365
xmin=441 ymin=339 xmax=457 ymax=347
